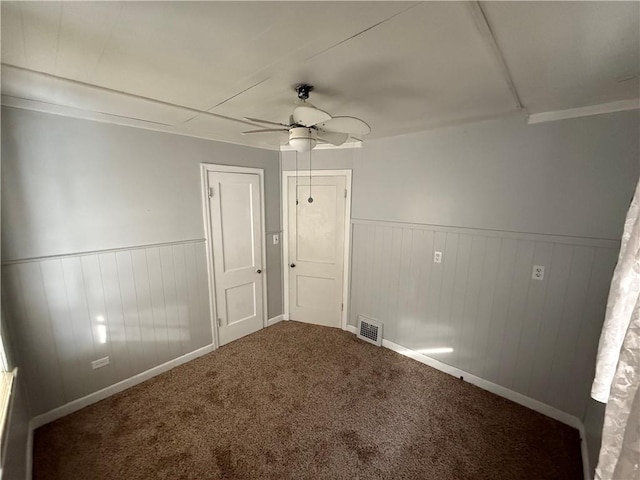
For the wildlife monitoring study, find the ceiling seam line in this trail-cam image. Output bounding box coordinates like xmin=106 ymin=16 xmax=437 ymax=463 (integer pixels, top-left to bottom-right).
xmin=1 ymin=94 xmax=175 ymax=126
xmin=303 ymin=2 xmax=423 ymax=63
xmin=469 ymin=1 xmax=524 ymax=110
xmin=196 ymin=3 xmax=421 ymax=117
xmin=90 ymin=3 xmax=123 ymax=82
xmin=2 ymin=95 xmax=282 ymax=151
xmin=1 ymin=64 xmax=261 ymax=128
xmin=54 ymin=3 xmax=63 ymax=74
xmin=187 ymin=77 xmax=271 ymax=123
xmin=19 ymin=5 xmax=28 ymax=67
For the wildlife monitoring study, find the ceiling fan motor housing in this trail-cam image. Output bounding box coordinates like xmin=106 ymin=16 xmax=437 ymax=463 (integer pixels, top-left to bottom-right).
xmin=289 ymin=127 xmax=318 ymax=152
xmin=295 ymin=84 xmax=313 ymax=101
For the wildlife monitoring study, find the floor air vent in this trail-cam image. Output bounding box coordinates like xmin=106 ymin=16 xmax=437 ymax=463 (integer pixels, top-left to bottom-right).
xmin=356 ymin=315 xmax=383 ymax=346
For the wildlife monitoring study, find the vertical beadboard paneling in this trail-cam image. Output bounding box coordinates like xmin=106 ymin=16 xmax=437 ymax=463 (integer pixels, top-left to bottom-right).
xmin=548 ymin=246 xmax=596 ymax=413
xmin=471 ymin=236 xmax=501 ymax=379
xmin=458 ymin=235 xmax=486 ymax=373
xmin=528 ymin=243 xmax=574 ymax=402
xmin=565 ymin=248 xmax=618 ymax=415
xmin=171 ymin=244 xmax=192 ymax=355
xmin=1 ymin=240 xmax=212 ymax=416
xmin=146 ymin=247 xmax=171 ymax=365
xmin=483 ymin=238 xmax=518 ymax=384
xmin=80 ymin=254 xmax=118 ymax=390
xmin=114 ymin=251 xmax=146 ymax=375
xmin=194 ymin=242 xmax=214 ymax=349
xmin=349 ymin=220 xmax=618 ymax=417
xmin=421 ymin=232 xmax=445 ymax=350
xmin=159 ymin=246 xmax=183 ymax=361
xmin=99 ymin=252 xmax=133 ymax=381
xmin=413 ymin=230 xmax=434 ymax=351
xmin=498 ymin=240 xmax=535 ymax=390
xmin=512 ymin=241 xmax=554 ymax=395
xmin=130 ymin=249 xmax=158 ymax=372
xmin=448 ymin=234 xmax=472 ymax=367
xmin=40 ymin=259 xmax=85 ymax=400
xmin=16 ymin=262 xmax=67 ymax=413
xmin=2 ymin=266 xmax=49 ymax=414
xmin=435 ymin=233 xmax=459 ymax=355
xmin=60 ymin=257 xmax=99 ymax=398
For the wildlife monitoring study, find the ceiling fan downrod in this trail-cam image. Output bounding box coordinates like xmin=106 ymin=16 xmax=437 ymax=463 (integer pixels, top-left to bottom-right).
xmin=295 ymin=84 xmax=313 ymax=101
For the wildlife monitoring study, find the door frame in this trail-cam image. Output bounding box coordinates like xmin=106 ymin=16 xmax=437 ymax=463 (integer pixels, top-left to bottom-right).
xmin=200 ymin=163 xmax=268 ymax=350
xmin=282 ymin=169 xmax=352 ymax=330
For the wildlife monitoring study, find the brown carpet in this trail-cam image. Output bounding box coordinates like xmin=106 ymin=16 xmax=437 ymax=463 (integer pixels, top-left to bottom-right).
xmin=34 ymin=321 xmax=583 ymax=480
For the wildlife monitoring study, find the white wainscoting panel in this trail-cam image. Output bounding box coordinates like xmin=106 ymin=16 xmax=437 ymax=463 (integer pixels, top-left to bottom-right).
xmin=2 ymin=240 xmax=212 ymax=416
xmin=348 ymin=219 xmax=618 ymax=418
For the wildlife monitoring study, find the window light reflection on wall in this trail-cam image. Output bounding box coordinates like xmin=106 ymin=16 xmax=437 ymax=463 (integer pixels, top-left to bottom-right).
xmin=96 ymin=316 xmax=107 ymax=344
xmin=417 ymin=347 xmax=454 ymax=355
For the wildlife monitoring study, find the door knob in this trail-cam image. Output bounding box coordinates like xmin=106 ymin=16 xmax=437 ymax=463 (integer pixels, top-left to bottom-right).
xmin=290 ymin=263 xmax=296 ymax=268
xmin=256 ymin=269 xmax=262 ymax=274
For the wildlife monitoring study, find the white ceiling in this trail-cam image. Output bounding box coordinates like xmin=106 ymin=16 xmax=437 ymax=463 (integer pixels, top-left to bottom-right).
xmin=2 ymin=1 xmax=638 ymax=150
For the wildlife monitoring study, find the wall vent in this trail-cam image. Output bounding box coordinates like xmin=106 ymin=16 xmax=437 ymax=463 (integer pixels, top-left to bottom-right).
xmin=356 ymin=315 xmax=383 ymax=346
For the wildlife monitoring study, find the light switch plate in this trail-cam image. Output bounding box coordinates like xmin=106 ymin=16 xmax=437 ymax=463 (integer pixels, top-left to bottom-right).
xmin=273 ymin=234 xmax=279 ymax=245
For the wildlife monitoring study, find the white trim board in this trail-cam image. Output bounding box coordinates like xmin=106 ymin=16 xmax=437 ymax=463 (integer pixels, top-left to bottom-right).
xmin=345 ymin=324 xmax=591 ymax=480
xmin=528 ymin=99 xmax=639 ymax=124
xmin=352 ymin=218 xmax=620 ymax=249
xmin=30 ymin=344 xmax=213 ymax=430
xmin=282 ymin=170 xmax=353 ymax=330
xmin=267 ymin=315 xmax=284 ymax=327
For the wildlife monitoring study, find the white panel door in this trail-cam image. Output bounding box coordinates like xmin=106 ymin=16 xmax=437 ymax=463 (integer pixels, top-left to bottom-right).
xmin=208 ymin=171 xmax=264 ymax=346
xmin=288 ymin=175 xmax=346 ymax=327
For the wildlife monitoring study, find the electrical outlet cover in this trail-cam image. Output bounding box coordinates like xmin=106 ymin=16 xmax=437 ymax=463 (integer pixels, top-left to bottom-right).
xmin=532 ymin=265 xmax=545 ymax=280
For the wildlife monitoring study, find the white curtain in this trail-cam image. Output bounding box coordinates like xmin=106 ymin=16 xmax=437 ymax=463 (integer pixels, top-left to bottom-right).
xmin=591 ymin=178 xmax=640 ymax=480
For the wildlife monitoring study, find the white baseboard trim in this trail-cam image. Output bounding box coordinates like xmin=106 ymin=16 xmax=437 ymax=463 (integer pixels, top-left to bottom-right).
xmin=345 ymin=326 xmax=590 ymax=479
xmin=578 ymin=422 xmax=591 ymax=480
xmin=25 ymin=424 xmax=33 ymax=480
xmin=30 ymin=344 xmax=214 ymax=430
xmin=383 ymin=337 xmax=580 ymax=427
xmin=267 ymin=314 xmax=284 ymax=326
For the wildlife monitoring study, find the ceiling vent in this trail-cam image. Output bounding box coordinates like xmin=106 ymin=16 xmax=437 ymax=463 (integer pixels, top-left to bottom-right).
xmin=356 ymin=315 xmax=383 ymax=346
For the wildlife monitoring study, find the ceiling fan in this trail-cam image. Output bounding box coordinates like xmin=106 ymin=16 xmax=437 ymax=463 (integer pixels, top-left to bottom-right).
xmin=242 ymin=84 xmax=370 ymax=152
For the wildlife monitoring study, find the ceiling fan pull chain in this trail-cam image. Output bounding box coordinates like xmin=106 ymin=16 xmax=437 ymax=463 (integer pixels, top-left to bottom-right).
xmin=295 ymin=150 xmax=299 ymax=206
xmin=308 ymin=139 xmax=313 ymax=203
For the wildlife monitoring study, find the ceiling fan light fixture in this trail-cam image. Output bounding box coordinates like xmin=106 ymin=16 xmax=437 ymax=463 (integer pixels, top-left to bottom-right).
xmin=289 ymin=127 xmax=317 ymax=152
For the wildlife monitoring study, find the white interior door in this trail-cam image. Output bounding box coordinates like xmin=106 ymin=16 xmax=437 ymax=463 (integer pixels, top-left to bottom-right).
xmin=208 ymin=170 xmax=264 ymax=346
xmin=288 ymin=175 xmax=346 ymax=328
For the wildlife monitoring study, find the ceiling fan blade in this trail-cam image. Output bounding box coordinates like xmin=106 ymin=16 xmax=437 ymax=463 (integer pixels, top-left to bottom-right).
xmin=244 ymin=117 xmax=290 ymax=127
xmin=242 ymin=128 xmax=289 ymax=134
xmin=317 ymin=130 xmax=349 ymax=146
xmin=293 ymin=105 xmax=331 ymax=127
xmin=317 ymin=116 xmax=371 ymax=135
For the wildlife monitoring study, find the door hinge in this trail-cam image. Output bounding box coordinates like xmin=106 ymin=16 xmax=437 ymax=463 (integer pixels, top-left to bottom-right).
xmin=209 ymin=187 xmax=215 ymax=198
xmin=217 ymin=318 xmax=222 ymax=327
xmin=341 ymin=303 xmax=344 ymax=311
xmin=344 ymin=189 xmax=348 ymax=198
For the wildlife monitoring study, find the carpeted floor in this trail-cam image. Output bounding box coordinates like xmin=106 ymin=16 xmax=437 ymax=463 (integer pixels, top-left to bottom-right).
xmin=34 ymin=321 xmax=583 ymax=480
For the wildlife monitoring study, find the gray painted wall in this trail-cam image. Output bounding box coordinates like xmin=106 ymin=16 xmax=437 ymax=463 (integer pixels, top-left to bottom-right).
xmin=2 ymin=107 xmax=282 ymax=319
xmin=285 ymin=111 xmax=638 ymax=240
xmin=283 ymin=110 xmax=639 ymax=422
xmin=1 ymin=107 xmax=282 ymax=421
